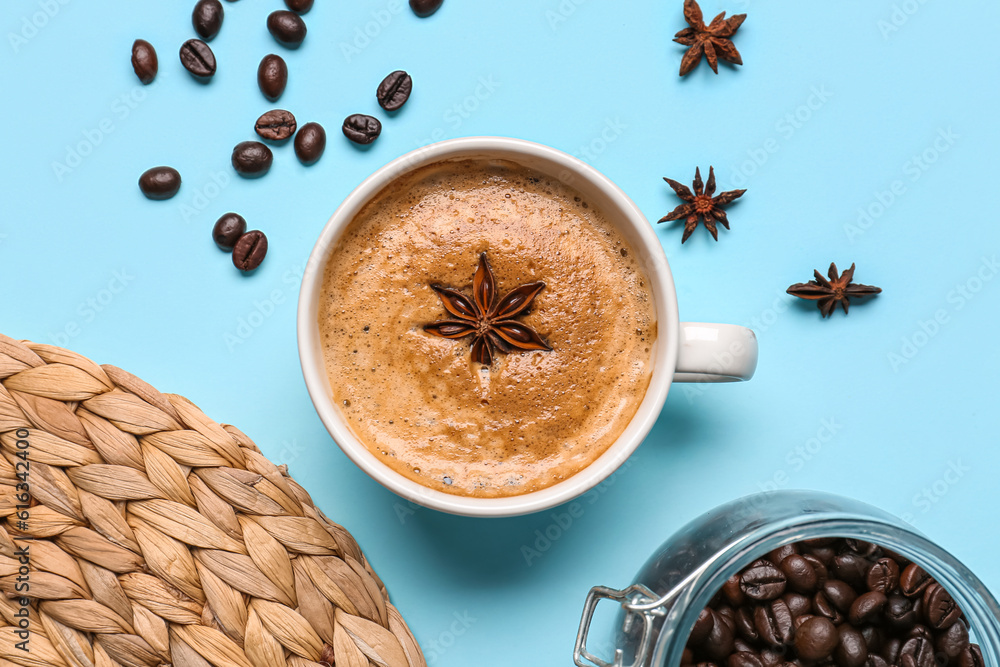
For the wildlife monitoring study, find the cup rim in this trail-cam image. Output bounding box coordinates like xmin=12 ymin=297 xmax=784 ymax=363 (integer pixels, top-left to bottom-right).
xmin=296 ymin=136 xmax=679 ymax=517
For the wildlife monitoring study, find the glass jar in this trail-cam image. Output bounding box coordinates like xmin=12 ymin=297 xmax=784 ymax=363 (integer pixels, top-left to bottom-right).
xmin=574 ymin=491 xmax=1000 ymax=667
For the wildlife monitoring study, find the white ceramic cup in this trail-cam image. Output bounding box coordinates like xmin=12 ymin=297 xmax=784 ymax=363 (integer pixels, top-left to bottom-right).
xmin=297 ymin=137 xmax=758 ymax=518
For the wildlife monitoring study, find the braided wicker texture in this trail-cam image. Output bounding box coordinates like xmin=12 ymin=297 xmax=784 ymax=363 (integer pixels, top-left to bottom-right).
xmin=0 ymin=334 xmax=426 ymax=667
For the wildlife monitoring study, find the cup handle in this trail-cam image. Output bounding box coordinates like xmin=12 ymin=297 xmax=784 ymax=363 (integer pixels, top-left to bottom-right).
xmin=673 ymin=323 xmax=758 ymax=383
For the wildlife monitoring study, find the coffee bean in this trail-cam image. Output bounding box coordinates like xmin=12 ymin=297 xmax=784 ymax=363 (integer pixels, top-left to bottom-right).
xmin=821 ymin=579 xmax=857 ymax=613
xmin=768 ymin=545 xmax=798 ymax=565
xmin=882 ymin=638 xmax=903 ymax=664
xmin=740 ymin=563 xmax=787 ymax=602
xmin=794 ymin=617 xmax=838 ymax=662
xmin=793 ymin=614 xmax=815 ymax=630
xmin=255 ymin=109 xmax=297 ymax=142
xmin=936 ymin=621 xmax=970 ymax=663
xmin=900 ymin=637 xmax=935 ymax=667
xmin=717 ymin=606 xmax=736 ymax=623
xmin=257 ymin=54 xmax=288 ymax=101
xmin=783 ymin=593 xmax=811 ymax=618
xmin=754 ymin=600 xmax=793 ymax=646
xmin=833 ymin=553 xmax=870 ymax=588
xmin=959 ymin=645 xmax=984 ymax=667
xmin=805 ymin=546 xmax=836 ymax=566
xmin=728 ymin=652 xmax=764 ymax=667
xmin=285 ymin=0 xmax=313 ymax=12
xmin=138 ymin=166 xmax=181 ymax=200
xmin=342 ymin=114 xmax=382 ymax=145
xmin=267 ymin=10 xmax=307 ymax=48
xmin=704 ymin=611 xmax=736 ymax=661
xmin=850 ymin=591 xmax=888 ymax=625
xmin=131 ymin=39 xmax=158 ymax=84
xmin=192 ymin=0 xmax=224 ymax=40
xmin=867 ymin=557 xmax=901 ymax=593
xmin=232 ymin=230 xmax=267 ymax=272
xmin=409 ymin=0 xmax=443 ymax=17
xmin=860 ymin=625 xmax=884 ymax=655
xmin=736 ymin=607 xmax=759 ymax=642
xmin=377 ymin=70 xmax=413 ymax=111
xmin=801 ymin=554 xmax=829 ymax=584
xmin=812 ymin=590 xmax=844 ymax=625
xmin=886 ymin=595 xmax=921 ymax=631
xmin=294 ymin=122 xmax=326 ymax=165
xmin=212 ymin=213 xmax=246 ymax=250
xmin=901 ymin=564 xmax=933 ymax=597
xmin=759 ymin=649 xmax=783 ymax=667
xmin=682 ymin=648 xmax=695 ymax=665
xmin=179 ymin=39 xmax=216 ymax=81
xmin=732 ymin=639 xmax=755 ymax=655
xmin=909 ymin=625 xmax=933 ymax=641
xmin=231 ymin=141 xmax=273 ymax=178
xmin=864 ymin=655 xmax=890 ymax=667
xmin=845 ymin=539 xmax=879 ymax=557
xmin=780 ymin=555 xmax=818 ymax=593
xmin=923 ymin=583 xmax=961 ymax=629
xmin=689 ymin=608 xmax=716 ymax=646
xmin=836 ymin=625 xmax=869 ymax=667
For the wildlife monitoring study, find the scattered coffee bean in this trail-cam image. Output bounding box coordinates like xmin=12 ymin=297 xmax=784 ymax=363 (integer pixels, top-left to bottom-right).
xmin=740 ymin=562 xmax=787 ymax=601
xmin=267 ymin=10 xmax=307 ymax=48
xmin=179 ymin=39 xmax=216 ymax=81
xmin=294 ymin=122 xmax=326 ymax=165
xmin=192 ymin=0 xmax=224 ymax=40
xmin=285 ymin=0 xmax=313 ymax=12
xmin=231 ymin=141 xmax=273 ymax=178
xmin=922 ymin=583 xmax=961 ymax=629
xmin=342 ymin=114 xmax=382 ymax=145
xmin=257 ymin=54 xmax=288 ymax=101
xmin=131 ymin=39 xmax=158 ymax=84
xmin=866 ymin=558 xmax=900 ymax=593
xmin=232 ymin=230 xmax=267 ymax=272
xmin=377 ymin=70 xmax=413 ymax=111
xmin=255 ymin=109 xmax=297 ymax=142
xmin=138 ymin=166 xmax=181 ymax=200
xmin=684 ymin=539 xmax=981 ymax=667
xmin=794 ymin=617 xmax=838 ymax=661
xmin=409 ymin=0 xmax=443 ymax=17
xmin=900 ymin=564 xmax=933 ymax=597
xmin=213 ymin=213 xmax=246 ymax=251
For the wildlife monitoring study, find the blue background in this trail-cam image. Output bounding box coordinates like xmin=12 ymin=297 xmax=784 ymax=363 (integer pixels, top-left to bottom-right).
xmin=2 ymin=0 xmax=999 ymax=664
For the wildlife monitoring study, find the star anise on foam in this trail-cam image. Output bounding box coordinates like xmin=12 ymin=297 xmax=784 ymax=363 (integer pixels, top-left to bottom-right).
xmin=423 ymin=253 xmax=552 ymax=365
xmin=674 ymin=0 xmax=747 ymax=76
xmin=787 ymin=263 xmax=882 ymax=318
xmin=659 ymin=166 xmax=746 ymax=243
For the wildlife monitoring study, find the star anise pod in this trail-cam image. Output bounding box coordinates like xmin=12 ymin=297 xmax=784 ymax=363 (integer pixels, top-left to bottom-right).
xmin=659 ymin=166 xmax=746 ymax=243
xmin=674 ymin=0 xmax=747 ymax=76
xmin=787 ymin=263 xmax=882 ymax=318
xmin=424 ymin=253 xmax=552 ymax=365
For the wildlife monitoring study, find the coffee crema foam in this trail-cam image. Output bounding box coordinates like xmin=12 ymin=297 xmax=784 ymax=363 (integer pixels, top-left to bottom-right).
xmin=318 ymin=159 xmax=656 ymax=498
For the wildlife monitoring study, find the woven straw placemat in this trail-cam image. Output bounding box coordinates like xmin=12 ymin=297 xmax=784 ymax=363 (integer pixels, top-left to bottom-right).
xmin=0 ymin=334 xmax=426 ymax=667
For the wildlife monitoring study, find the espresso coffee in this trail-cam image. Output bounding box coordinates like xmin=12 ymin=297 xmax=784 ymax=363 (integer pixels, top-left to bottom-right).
xmin=318 ymin=159 xmax=656 ymax=498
